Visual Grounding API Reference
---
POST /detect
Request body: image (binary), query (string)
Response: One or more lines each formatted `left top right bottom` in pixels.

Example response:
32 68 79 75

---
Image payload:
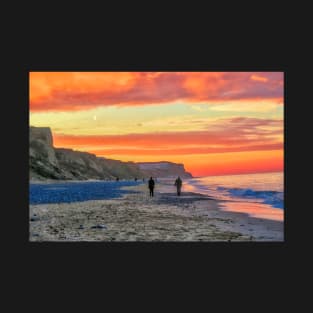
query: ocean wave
217 187 284 209
186 174 284 210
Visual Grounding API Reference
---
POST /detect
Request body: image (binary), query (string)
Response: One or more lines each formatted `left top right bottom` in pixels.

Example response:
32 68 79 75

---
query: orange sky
29 72 284 176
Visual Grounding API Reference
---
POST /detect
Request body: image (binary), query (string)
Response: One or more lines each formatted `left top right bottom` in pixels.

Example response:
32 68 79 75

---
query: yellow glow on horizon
92 149 283 176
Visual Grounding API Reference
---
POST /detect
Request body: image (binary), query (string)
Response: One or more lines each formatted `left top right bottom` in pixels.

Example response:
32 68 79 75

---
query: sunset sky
29 72 284 176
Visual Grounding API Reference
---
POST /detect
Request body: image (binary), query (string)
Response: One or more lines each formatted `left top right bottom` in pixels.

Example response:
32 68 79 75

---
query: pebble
30 216 40 221
91 224 107 229
78 225 84 229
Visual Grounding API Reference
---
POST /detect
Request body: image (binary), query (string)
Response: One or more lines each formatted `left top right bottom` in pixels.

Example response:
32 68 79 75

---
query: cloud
250 74 269 82
86 143 283 156
53 117 283 155
30 72 284 112
208 99 281 112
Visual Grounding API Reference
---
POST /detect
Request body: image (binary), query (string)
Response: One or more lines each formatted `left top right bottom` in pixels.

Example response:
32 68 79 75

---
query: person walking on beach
174 176 182 196
148 177 155 197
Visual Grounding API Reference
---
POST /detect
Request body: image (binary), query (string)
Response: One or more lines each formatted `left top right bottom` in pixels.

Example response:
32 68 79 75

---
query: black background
3 3 306 310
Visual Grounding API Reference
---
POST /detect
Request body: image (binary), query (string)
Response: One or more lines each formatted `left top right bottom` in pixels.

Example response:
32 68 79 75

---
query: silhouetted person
143 178 145 182
174 176 182 196
135 177 137 181
116 177 119 181
148 177 155 197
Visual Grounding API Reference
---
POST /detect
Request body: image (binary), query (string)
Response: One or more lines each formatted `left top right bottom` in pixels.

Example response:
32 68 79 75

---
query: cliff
29 127 61 179
54 148 143 180
137 161 193 178
29 126 193 181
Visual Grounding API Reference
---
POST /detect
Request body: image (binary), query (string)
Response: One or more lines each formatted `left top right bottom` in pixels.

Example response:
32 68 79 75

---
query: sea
29 180 143 205
29 172 284 221
183 172 284 221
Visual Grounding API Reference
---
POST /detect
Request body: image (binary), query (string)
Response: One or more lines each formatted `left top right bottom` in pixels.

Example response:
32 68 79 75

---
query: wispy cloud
250 74 269 82
53 117 283 155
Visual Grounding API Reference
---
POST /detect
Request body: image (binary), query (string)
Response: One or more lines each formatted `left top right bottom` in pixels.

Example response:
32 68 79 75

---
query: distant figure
143 178 145 182
148 177 155 197
116 177 119 181
135 177 137 181
174 176 182 196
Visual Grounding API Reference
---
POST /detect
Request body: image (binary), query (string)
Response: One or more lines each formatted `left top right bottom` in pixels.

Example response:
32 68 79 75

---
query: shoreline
124 184 284 240
29 178 139 184
29 181 284 241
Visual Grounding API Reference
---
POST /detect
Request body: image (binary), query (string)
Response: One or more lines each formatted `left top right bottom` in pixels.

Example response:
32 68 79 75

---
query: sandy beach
29 181 284 242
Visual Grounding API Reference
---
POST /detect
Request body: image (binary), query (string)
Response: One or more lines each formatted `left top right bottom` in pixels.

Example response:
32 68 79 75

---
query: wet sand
29 182 284 242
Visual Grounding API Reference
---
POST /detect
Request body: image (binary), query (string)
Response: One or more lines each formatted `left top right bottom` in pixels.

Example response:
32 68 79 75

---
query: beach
29 180 284 242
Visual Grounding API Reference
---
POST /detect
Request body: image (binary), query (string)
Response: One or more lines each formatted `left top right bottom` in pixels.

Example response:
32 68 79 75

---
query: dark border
4 6 301 301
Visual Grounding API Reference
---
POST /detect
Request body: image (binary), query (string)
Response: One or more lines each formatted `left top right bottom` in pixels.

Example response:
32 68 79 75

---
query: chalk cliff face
54 148 143 180
29 126 143 180
137 161 193 178
29 127 61 180
29 126 193 181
